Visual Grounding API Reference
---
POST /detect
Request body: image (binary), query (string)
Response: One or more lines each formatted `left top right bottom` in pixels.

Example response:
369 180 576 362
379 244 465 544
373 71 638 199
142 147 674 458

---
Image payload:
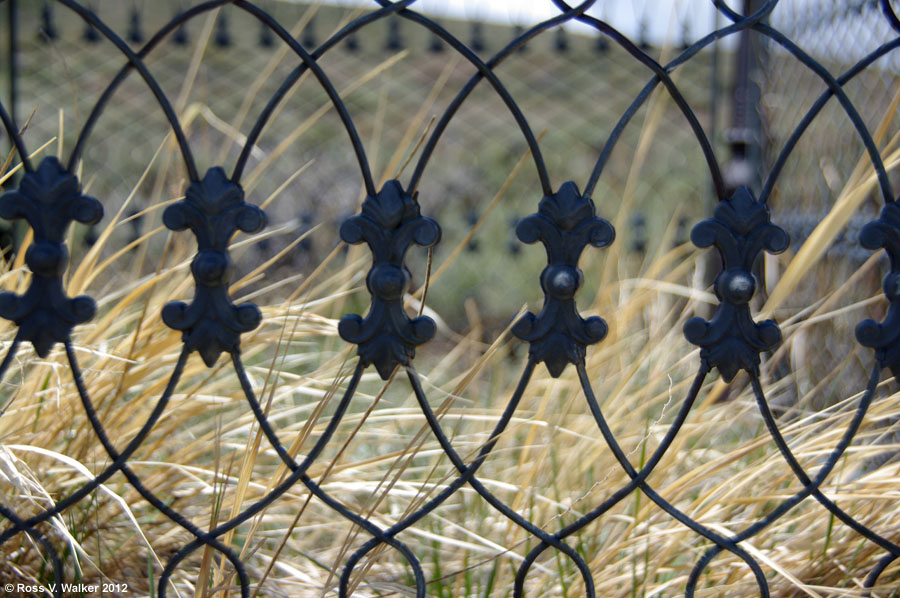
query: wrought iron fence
0 1 900 596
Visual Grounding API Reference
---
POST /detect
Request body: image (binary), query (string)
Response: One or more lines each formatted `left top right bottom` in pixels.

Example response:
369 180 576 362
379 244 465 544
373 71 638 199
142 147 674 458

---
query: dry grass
1 6 900 598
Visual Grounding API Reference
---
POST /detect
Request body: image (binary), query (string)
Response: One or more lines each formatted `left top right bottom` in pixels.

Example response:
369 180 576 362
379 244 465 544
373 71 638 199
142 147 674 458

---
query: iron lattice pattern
0 1 900 597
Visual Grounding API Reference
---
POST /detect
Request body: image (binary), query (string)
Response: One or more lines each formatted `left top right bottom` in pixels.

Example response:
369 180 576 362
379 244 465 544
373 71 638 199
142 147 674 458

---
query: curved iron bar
514 364 710 589
760 35 900 204
54 0 199 181
384 0 598 196
232 356 428 596
232 0 417 183
750 22 894 203
404 362 597 598
584 6 775 197
159 537 251 598
583 0 896 203
0 332 22 383
686 367 890 595
63 344 248 598
338 363 598 598
711 0 779 24
299 470 428 598
67 0 230 173
576 362 771 597
206 359 430 598
68 0 378 193
239 348 578 596
550 1 726 199
0 346 190 545
0 1 896 594
753 368 896 554
884 0 900 34
0 503 64 598
230 355 363 473
226 356 403 535
334 364 508 596
866 552 899 590
234 0 377 196
0 100 31 172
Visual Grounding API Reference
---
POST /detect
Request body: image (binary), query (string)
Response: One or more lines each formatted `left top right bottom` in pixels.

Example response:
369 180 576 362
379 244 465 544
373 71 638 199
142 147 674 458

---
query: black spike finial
128 8 144 44
385 20 403 51
40 3 58 41
214 12 231 48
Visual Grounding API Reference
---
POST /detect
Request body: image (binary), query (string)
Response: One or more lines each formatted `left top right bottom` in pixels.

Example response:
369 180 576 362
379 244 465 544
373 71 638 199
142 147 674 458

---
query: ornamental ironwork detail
0 156 103 357
512 181 614 377
857 201 900 378
1 2 899 597
683 186 789 381
161 166 266 366
338 180 441 379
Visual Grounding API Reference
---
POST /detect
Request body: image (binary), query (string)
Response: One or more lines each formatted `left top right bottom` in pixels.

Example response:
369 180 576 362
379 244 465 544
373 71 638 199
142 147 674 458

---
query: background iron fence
0 0 899 596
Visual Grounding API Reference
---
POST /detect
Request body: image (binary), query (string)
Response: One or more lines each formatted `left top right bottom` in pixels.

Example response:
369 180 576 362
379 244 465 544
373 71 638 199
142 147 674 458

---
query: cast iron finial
512 181 614 377
162 167 266 366
338 180 441 379
683 187 789 381
856 201 900 378
0 157 103 357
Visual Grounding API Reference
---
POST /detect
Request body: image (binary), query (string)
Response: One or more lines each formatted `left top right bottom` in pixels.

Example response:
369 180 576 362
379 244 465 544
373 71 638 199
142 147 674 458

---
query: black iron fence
1 1 900 597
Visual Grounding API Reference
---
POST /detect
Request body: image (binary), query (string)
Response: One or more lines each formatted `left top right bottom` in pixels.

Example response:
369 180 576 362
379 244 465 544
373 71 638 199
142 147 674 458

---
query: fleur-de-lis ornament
856 201 900 378
513 181 614 377
683 187 789 381
162 167 266 366
0 157 103 356
339 180 441 379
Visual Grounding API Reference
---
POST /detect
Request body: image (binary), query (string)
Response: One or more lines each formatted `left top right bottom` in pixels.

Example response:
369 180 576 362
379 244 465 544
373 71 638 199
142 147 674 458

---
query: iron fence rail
0 1 899 596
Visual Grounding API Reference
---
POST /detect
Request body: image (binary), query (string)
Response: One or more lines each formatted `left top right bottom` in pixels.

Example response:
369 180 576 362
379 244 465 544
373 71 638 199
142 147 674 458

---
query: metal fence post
724 0 767 195
6 0 18 143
